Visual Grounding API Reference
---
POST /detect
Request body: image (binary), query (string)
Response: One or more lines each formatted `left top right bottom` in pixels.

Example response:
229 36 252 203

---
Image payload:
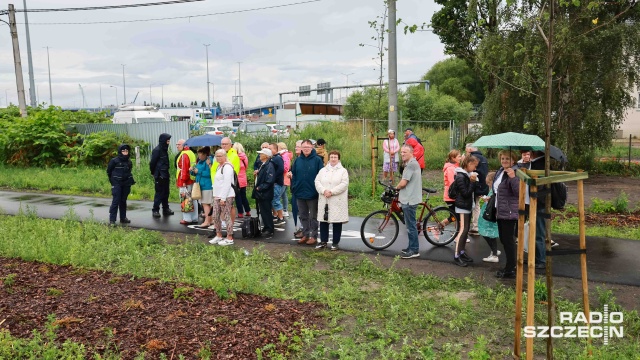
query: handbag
482 194 497 222
191 182 202 200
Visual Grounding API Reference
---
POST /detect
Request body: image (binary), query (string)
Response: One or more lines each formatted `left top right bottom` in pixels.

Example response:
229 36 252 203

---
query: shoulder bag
482 194 497 222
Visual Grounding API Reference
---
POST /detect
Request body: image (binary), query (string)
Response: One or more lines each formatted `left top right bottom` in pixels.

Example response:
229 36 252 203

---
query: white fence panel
68 122 190 154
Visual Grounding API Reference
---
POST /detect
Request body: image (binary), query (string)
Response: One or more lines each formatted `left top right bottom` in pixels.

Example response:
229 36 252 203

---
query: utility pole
387 0 398 131
8 4 28 117
44 46 52 106
204 44 210 108
238 62 243 116
23 0 36 107
160 84 164 108
121 64 126 105
341 72 354 100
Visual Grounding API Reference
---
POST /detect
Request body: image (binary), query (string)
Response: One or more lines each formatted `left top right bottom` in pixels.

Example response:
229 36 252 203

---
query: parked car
267 124 289 138
236 122 270 136
202 125 234 136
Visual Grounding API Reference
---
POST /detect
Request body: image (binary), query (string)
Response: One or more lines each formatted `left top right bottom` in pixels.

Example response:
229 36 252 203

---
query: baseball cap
257 148 273 157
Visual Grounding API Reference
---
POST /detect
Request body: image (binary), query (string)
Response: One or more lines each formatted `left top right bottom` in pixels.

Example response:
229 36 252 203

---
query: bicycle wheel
360 210 399 250
423 206 459 246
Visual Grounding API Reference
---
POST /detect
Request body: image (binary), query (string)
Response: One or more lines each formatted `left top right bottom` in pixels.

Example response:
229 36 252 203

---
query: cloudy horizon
0 0 447 111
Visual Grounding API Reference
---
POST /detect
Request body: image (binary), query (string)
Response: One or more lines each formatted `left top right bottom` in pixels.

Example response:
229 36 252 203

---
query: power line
15 0 203 13
14 0 323 25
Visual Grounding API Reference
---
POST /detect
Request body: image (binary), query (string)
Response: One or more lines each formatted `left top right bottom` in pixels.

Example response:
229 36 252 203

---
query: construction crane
78 84 87 108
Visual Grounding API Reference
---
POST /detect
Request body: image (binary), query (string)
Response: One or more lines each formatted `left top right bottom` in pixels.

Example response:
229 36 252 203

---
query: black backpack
550 182 568 210
221 164 240 194
448 178 458 199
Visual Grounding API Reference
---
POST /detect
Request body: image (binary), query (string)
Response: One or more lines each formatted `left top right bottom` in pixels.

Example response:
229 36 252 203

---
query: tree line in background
426 0 640 169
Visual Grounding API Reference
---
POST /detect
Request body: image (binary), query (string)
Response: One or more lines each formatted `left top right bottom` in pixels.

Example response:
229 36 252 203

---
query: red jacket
405 137 425 169
176 150 195 187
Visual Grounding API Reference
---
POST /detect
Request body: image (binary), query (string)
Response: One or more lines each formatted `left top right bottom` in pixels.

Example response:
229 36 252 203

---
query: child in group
478 171 501 262
451 155 479 267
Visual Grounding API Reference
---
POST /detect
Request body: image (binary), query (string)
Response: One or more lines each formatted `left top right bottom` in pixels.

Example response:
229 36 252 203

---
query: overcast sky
0 0 447 110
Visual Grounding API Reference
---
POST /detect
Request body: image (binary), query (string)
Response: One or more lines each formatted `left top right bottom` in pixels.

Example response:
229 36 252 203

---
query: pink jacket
237 152 249 188
282 150 292 186
443 161 458 202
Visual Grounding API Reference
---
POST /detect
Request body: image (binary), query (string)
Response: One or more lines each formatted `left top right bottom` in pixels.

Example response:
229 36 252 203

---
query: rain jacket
149 133 171 179
107 144 135 186
291 148 324 200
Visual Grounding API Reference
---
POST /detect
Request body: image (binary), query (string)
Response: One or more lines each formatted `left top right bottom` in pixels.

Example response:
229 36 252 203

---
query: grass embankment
0 212 638 358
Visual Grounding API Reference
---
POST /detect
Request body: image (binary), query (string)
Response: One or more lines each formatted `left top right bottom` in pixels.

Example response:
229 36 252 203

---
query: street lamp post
204 44 210 108
160 84 164 108
44 46 52 106
110 85 118 107
121 64 126 105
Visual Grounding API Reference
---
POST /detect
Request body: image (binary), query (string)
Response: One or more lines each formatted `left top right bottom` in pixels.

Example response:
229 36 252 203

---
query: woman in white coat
314 150 349 250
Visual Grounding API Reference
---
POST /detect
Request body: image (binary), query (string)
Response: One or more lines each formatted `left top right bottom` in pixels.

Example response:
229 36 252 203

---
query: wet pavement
1 190 638 287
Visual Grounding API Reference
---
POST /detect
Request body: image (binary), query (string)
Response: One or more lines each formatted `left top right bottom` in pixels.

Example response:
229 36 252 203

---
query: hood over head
118 144 131 160
158 133 171 150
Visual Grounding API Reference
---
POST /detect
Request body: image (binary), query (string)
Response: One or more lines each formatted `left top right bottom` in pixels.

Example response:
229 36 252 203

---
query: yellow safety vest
177 150 197 181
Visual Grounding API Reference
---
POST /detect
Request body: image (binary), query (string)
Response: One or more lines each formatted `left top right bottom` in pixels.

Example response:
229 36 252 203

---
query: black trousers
152 176 170 212
498 219 518 272
235 187 251 214
257 199 274 233
109 184 131 222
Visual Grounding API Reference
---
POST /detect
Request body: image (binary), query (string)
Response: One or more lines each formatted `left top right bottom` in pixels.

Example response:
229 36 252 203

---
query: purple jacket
495 166 520 220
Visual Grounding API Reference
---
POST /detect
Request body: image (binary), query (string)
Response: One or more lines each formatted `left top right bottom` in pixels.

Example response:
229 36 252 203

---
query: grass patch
0 213 638 358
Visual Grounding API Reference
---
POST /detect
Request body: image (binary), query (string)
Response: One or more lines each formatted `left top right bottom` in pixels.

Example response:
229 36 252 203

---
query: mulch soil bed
555 211 640 228
0 257 323 359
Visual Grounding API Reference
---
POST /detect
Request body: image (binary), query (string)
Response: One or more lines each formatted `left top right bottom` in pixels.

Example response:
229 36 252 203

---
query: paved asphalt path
1 190 638 287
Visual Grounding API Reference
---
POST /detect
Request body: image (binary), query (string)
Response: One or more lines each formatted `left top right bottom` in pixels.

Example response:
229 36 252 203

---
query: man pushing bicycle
394 144 423 259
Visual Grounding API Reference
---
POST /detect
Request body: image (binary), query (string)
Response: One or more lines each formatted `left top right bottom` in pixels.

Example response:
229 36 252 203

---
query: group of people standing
107 128 550 275
107 133 350 251
443 144 552 278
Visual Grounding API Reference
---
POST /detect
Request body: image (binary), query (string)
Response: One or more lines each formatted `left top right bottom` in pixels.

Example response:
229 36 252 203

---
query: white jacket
314 162 349 223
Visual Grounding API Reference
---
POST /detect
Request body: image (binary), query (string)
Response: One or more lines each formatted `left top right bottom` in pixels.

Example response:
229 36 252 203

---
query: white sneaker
283 211 289 217
483 254 499 263
218 239 234 246
551 240 559 248
466 238 471 243
208 236 223 244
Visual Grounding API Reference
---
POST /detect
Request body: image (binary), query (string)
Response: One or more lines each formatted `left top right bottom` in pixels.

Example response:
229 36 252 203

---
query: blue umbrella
183 134 223 147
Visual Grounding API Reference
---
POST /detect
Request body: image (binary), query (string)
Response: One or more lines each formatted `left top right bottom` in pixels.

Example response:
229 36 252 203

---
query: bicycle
360 181 460 250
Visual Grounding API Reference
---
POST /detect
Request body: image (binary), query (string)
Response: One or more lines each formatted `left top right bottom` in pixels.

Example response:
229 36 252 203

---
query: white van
112 105 168 124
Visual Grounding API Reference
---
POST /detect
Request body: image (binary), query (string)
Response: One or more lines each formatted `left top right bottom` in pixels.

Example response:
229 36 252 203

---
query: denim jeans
402 204 419 252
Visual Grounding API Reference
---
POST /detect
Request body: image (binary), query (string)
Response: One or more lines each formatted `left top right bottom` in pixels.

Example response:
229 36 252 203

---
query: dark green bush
70 131 149 166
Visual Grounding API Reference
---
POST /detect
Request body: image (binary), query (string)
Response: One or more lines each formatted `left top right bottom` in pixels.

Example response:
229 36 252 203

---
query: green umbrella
472 132 545 151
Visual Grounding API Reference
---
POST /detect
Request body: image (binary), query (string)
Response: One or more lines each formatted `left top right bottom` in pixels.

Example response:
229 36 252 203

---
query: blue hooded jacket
291 148 324 200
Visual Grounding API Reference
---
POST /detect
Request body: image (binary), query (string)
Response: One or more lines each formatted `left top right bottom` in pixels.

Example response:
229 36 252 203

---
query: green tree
404 86 473 124
201 101 206 107
424 57 484 104
343 87 394 121
432 1 640 168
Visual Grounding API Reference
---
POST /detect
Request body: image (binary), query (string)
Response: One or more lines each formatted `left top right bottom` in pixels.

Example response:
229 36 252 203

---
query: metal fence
68 122 190 154
348 118 459 158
